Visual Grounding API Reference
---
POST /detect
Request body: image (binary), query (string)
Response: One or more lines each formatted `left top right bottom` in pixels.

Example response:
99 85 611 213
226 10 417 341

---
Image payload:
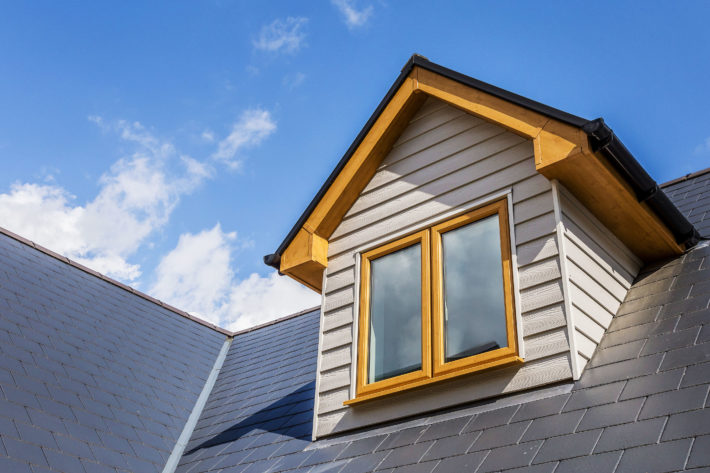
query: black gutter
583 119 700 247
265 55 699 269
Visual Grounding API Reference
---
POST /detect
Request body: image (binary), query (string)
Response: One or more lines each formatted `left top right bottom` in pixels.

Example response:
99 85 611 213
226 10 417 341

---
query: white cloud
331 0 373 29
0 120 212 281
283 72 307 90
201 129 215 142
693 137 710 155
213 109 277 169
151 224 320 330
253 17 308 54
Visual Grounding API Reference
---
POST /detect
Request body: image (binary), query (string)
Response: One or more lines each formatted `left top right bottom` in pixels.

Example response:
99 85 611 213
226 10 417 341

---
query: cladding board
558 186 641 373
316 97 573 437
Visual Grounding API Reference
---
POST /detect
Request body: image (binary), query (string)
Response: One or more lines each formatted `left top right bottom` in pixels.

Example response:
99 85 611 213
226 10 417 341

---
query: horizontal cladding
558 186 641 373
316 97 572 437
0 232 226 473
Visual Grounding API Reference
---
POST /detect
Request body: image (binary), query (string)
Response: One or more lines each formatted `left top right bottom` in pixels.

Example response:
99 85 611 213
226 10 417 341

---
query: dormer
264 55 700 438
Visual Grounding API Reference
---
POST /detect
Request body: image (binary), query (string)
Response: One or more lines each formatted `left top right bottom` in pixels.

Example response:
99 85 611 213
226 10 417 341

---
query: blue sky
1 1 709 329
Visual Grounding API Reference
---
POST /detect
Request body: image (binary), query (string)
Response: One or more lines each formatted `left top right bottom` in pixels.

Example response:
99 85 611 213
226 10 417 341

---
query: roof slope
179 242 710 469
0 231 227 473
663 167 710 237
177 309 321 473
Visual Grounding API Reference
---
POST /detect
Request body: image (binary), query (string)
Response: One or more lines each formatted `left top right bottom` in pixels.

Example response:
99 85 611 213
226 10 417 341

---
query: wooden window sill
344 355 524 406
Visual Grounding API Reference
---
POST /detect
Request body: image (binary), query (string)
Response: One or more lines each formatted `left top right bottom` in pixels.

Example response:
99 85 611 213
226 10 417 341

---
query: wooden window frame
355 230 432 398
346 198 521 405
431 199 519 378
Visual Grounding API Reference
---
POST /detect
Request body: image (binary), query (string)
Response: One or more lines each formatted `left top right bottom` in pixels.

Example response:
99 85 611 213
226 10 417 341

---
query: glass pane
441 214 507 362
368 243 422 383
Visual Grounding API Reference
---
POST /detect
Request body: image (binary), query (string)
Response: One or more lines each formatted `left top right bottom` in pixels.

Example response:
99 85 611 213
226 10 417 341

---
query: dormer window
349 198 521 403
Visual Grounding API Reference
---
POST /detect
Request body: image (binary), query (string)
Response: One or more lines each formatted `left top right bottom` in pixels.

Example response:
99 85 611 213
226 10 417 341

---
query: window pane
368 243 422 383
441 214 507 362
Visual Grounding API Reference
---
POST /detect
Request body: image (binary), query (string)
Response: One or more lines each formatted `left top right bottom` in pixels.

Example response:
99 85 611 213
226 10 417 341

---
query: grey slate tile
15 422 57 450
416 416 472 442
3 436 48 467
564 382 624 411
608 307 660 332
338 451 389 473
554 451 621 473
391 460 438 473
0 416 18 438
576 398 644 431
420 430 480 461
300 444 348 468
689 435 710 469
531 429 602 464
520 410 584 442
661 341 710 370
574 354 664 388
662 408 710 440
588 339 645 368
618 368 683 400
468 421 528 452
501 462 558 473
616 438 692 473
638 384 708 419
681 361 710 387
430 450 487 472
510 394 570 422
270 450 314 471
376 427 428 452
42 448 87 473
376 441 434 470
593 417 666 453
337 435 387 459
54 433 95 460
641 326 700 355
0 456 34 473
676 307 710 331
477 440 542 472
463 405 519 432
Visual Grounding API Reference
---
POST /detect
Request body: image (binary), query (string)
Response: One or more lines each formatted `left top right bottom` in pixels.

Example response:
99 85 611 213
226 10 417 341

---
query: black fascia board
264 55 698 269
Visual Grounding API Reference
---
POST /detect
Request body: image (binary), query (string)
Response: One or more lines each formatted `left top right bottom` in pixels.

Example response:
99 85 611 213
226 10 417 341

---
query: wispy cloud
283 72 307 90
201 129 215 143
0 110 301 329
253 17 308 54
212 109 277 169
0 120 211 281
150 224 319 329
331 0 373 29
693 137 710 155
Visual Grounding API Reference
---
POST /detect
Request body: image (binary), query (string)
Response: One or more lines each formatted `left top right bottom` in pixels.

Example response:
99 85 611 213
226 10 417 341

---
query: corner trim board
551 180 580 380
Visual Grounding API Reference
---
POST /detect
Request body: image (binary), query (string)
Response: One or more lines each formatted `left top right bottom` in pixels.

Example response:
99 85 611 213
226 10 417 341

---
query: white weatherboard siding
315 97 574 437
557 184 642 373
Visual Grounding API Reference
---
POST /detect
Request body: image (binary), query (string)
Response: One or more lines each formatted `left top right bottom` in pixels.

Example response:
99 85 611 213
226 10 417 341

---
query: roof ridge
0 225 232 336
660 166 710 188
232 305 320 335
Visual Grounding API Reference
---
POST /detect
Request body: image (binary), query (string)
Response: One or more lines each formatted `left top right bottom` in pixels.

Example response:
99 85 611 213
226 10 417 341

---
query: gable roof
265 55 700 291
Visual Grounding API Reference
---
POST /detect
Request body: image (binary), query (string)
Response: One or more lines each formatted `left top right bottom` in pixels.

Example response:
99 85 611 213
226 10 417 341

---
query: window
348 199 521 403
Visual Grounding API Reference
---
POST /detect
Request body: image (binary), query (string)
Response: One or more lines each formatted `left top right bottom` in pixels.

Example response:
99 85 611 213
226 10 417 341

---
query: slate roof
0 230 228 472
173 238 710 473
663 167 710 237
0 169 709 473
